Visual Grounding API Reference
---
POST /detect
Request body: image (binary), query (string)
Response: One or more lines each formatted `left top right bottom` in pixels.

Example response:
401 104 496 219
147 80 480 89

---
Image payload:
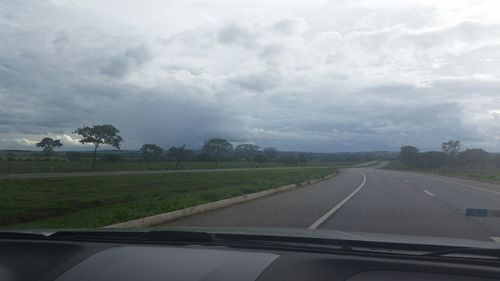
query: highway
161 167 500 242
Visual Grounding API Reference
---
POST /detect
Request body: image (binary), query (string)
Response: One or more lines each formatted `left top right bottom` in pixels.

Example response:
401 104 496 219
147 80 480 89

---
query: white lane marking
404 179 411 183
420 175 500 196
308 171 367 230
424 190 435 197
490 237 500 242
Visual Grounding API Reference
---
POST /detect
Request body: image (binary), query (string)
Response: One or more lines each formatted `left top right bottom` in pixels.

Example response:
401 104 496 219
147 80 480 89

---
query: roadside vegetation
0 123 385 229
0 167 337 228
0 160 353 174
385 140 500 182
0 123 389 173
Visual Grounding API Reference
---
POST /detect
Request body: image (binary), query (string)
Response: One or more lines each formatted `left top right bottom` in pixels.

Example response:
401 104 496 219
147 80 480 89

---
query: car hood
170 227 500 249
5 227 500 249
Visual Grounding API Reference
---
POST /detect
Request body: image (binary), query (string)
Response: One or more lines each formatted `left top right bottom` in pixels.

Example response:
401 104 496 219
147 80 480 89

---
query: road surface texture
161 167 500 242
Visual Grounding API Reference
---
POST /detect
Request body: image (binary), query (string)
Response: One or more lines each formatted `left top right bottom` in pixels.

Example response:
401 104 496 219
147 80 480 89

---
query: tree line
33 123 308 168
32 123 393 168
399 140 498 169
137 139 289 167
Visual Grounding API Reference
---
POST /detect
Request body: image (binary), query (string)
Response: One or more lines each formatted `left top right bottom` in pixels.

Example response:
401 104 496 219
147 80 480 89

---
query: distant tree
197 153 210 162
282 156 298 166
491 154 500 168
400 145 419 166
263 147 278 161
168 144 189 168
202 138 233 165
140 144 163 162
235 144 260 162
442 140 461 165
298 153 307 165
99 153 123 162
441 140 461 155
65 151 82 162
416 151 447 168
73 124 123 168
458 149 489 168
35 137 63 156
254 153 268 164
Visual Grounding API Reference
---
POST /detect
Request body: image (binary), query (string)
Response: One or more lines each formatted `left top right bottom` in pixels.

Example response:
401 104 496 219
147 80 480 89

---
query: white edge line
419 174 500 196
423 190 435 197
490 236 500 242
308 171 367 230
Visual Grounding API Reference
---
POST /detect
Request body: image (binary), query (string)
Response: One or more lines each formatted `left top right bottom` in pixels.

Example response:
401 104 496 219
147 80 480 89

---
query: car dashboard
1 239 500 281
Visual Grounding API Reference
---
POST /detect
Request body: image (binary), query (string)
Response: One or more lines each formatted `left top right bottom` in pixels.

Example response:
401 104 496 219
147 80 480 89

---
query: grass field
384 160 500 182
0 167 337 229
0 160 355 174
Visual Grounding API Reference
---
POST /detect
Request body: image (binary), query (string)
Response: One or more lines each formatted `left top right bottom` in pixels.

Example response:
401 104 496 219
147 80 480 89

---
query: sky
2 0 500 152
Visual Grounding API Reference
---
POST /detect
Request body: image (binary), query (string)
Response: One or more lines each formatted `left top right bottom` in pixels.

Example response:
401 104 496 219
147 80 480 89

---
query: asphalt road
161 167 500 242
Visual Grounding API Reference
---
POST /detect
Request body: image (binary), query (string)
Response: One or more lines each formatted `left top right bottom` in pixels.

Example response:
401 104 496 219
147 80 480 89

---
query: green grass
384 160 500 182
442 169 500 182
0 160 355 174
0 167 336 229
383 160 414 170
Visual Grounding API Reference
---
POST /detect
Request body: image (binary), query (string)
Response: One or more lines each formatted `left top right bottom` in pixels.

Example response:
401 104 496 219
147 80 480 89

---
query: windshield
2 0 500 245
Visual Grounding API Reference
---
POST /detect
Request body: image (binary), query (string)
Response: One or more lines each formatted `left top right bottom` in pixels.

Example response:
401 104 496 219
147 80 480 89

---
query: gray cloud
101 45 153 78
2 0 500 152
216 23 256 47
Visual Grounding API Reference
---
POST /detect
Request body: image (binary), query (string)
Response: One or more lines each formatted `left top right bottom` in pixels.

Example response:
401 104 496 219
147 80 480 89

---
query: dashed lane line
423 190 435 197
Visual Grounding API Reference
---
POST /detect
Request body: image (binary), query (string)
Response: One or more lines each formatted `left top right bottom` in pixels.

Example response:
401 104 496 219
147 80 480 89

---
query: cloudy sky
2 0 500 152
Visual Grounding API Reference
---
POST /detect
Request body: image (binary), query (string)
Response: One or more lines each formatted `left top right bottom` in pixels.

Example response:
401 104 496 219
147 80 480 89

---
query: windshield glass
2 0 500 245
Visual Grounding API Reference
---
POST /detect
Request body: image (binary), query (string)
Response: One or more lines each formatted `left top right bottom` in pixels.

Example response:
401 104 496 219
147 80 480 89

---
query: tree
441 140 461 155
400 145 419 166
65 151 82 162
99 153 123 162
235 143 260 162
298 153 307 165
254 153 268 164
492 155 500 168
263 147 278 161
73 124 123 168
35 137 63 156
416 151 447 168
140 144 163 162
168 145 190 168
458 149 489 168
281 156 298 166
442 140 461 165
202 138 233 165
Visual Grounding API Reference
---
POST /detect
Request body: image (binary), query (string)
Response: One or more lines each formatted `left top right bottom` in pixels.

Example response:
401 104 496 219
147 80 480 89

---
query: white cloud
2 0 500 152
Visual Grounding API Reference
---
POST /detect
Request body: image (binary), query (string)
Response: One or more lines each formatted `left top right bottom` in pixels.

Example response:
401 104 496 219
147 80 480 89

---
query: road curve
159 167 500 242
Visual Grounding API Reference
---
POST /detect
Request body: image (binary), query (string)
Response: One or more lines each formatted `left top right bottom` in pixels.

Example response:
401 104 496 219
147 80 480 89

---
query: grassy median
0 167 336 229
